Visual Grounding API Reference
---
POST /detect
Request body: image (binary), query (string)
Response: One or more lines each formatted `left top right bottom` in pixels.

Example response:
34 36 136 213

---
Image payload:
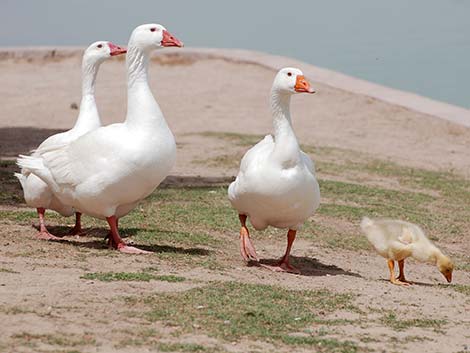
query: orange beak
294 75 315 94
161 30 184 48
445 272 452 283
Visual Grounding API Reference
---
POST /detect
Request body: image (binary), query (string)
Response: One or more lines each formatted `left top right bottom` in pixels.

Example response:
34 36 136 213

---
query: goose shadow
257 256 361 277
42 225 212 256
0 127 66 158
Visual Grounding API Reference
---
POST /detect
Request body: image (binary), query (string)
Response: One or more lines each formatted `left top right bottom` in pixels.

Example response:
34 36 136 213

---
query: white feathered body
16 46 105 217
22 120 175 220
360 217 439 263
229 135 320 230
15 109 100 217
17 38 178 221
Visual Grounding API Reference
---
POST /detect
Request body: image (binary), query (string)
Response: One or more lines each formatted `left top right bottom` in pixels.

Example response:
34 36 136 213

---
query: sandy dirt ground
0 50 469 353
1 50 470 177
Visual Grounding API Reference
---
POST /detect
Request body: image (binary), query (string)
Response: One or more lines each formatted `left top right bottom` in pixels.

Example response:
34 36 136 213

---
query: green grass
2 176 466 254
81 272 157 282
12 332 95 348
280 336 358 352
157 343 215 352
154 275 186 283
2 134 469 256
456 262 470 272
129 281 358 351
0 267 18 274
451 284 470 297
191 131 470 250
381 312 447 331
80 271 186 283
115 328 221 352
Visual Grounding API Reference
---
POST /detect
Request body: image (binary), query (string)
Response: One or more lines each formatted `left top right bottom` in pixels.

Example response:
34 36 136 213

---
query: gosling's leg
388 259 411 286
397 259 413 285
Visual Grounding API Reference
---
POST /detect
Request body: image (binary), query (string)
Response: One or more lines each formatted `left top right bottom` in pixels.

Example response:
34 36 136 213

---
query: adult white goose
18 24 183 254
15 41 126 240
228 68 320 273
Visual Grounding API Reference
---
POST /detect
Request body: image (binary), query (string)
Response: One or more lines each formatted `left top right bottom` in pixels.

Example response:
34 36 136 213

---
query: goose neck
126 46 151 89
125 45 167 129
81 56 101 97
270 89 300 165
271 89 292 136
73 58 102 132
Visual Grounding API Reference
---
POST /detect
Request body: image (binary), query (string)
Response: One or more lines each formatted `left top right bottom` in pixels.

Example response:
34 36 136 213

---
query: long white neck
124 45 166 129
270 89 300 166
72 56 102 133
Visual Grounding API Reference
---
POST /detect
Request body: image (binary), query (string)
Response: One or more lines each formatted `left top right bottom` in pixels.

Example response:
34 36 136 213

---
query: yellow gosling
360 217 453 286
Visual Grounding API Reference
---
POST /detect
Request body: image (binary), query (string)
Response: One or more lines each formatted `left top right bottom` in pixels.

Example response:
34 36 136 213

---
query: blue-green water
1 0 469 108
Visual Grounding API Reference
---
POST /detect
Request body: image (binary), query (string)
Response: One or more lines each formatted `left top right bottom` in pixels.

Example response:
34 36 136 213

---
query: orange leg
68 212 84 237
106 216 149 254
388 259 410 286
262 229 300 274
35 208 61 240
238 214 259 262
397 259 413 284
106 218 119 248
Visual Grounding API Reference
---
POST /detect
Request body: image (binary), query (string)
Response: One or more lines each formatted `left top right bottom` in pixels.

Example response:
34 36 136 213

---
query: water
1 0 469 108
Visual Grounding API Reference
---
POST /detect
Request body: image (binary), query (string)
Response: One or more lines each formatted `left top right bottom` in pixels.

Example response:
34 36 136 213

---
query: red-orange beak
161 30 184 48
294 75 315 94
444 272 452 283
108 42 127 56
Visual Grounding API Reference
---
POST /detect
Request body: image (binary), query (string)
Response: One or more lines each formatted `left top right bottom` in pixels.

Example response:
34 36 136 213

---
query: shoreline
2 46 470 128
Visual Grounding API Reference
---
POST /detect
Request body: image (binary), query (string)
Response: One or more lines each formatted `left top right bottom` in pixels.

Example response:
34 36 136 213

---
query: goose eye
150 28 156 32
287 72 292 77
97 44 103 48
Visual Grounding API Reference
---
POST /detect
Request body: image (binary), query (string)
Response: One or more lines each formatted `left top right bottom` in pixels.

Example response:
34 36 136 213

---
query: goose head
84 41 127 63
128 24 183 51
273 68 315 95
437 255 454 283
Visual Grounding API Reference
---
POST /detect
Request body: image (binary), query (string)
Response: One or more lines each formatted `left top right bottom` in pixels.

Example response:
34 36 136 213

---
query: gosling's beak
108 43 127 56
294 75 315 94
161 30 184 48
444 272 452 283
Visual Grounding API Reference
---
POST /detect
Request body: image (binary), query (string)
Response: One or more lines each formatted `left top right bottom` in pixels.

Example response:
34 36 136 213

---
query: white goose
228 68 320 273
18 24 183 254
15 41 126 240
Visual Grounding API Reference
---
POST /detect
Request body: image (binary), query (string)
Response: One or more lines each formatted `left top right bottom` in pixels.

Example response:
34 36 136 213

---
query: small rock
70 102 78 110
